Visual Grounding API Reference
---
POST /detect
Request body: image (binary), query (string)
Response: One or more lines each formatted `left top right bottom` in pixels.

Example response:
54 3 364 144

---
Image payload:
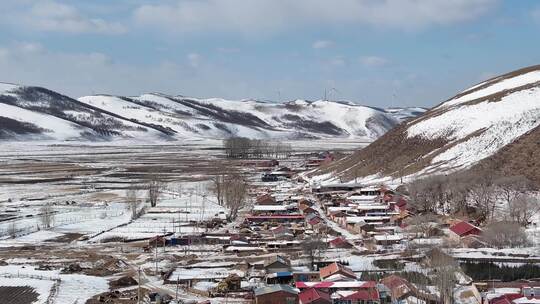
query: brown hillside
471 125 540 185
318 123 449 180
317 64 540 183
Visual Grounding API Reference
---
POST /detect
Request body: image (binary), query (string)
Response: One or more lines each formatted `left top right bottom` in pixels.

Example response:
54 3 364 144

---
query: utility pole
176 275 179 302
155 235 158 275
137 266 141 304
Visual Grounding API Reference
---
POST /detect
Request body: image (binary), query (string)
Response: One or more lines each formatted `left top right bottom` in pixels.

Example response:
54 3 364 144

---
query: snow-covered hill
0 84 406 142
384 107 427 122
319 65 540 183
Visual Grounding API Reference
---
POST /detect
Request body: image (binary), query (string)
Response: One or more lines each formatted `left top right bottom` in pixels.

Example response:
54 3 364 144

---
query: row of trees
223 137 292 159
209 171 250 220
125 175 164 220
407 172 539 225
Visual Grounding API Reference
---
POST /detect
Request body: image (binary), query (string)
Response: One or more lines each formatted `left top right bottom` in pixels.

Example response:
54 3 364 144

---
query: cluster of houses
315 184 409 250
254 259 385 304
139 152 540 304
482 283 540 304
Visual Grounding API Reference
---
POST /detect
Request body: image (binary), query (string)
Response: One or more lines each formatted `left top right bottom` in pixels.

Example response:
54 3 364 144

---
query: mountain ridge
0 83 423 142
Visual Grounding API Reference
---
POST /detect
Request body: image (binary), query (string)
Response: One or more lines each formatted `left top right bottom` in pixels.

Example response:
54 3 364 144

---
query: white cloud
187 53 202 68
133 0 496 34
359 56 389 67
217 47 240 53
4 1 126 34
329 56 346 67
531 7 540 22
0 43 264 99
312 40 333 49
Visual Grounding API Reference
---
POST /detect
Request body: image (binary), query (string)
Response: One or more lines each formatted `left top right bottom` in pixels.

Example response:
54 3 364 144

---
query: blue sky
0 0 539 107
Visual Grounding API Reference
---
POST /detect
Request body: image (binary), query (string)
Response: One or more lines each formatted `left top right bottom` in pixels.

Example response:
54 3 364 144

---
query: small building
302 207 318 215
293 272 321 283
296 281 377 293
257 194 278 205
299 288 332 304
332 289 381 304
262 174 279 182
246 214 305 223
252 204 293 214
373 234 404 246
328 237 353 249
319 262 357 281
270 225 293 238
266 271 293 285
298 199 313 210
380 275 411 301
264 255 291 273
449 221 482 238
306 213 323 226
254 284 299 304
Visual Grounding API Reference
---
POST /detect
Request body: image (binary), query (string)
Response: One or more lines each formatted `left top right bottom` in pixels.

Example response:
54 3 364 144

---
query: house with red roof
449 221 482 239
489 293 525 304
299 288 332 304
328 237 353 249
380 275 411 300
486 284 540 304
332 289 380 304
319 262 357 281
257 194 277 205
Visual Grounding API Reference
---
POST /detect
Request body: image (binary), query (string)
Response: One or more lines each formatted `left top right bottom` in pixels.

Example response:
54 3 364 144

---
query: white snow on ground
0 82 18 94
90 190 225 242
445 70 540 107
170 267 245 280
0 265 108 303
15 230 64 242
55 274 109 303
0 102 87 140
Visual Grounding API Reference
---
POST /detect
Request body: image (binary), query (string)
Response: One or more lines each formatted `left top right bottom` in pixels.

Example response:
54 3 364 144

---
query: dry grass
472 125 540 186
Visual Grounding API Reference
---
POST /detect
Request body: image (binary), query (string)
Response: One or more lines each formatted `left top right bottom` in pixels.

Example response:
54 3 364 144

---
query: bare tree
223 137 292 159
468 173 496 222
445 176 471 215
8 222 17 238
126 187 141 220
303 235 326 271
507 194 540 226
407 177 440 213
406 213 440 238
495 175 534 206
40 204 55 229
428 248 458 304
209 167 227 206
147 175 163 208
223 173 249 220
482 221 530 248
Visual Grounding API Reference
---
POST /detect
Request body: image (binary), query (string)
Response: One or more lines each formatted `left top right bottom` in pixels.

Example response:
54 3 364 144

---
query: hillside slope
0 86 169 141
319 65 540 183
472 125 540 184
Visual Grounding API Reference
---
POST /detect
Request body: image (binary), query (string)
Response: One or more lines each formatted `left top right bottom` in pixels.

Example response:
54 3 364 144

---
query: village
86 146 540 304
0 142 538 304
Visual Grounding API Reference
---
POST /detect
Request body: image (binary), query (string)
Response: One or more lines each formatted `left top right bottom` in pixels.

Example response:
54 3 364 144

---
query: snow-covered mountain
0 84 406 142
319 65 540 183
384 107 427 122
